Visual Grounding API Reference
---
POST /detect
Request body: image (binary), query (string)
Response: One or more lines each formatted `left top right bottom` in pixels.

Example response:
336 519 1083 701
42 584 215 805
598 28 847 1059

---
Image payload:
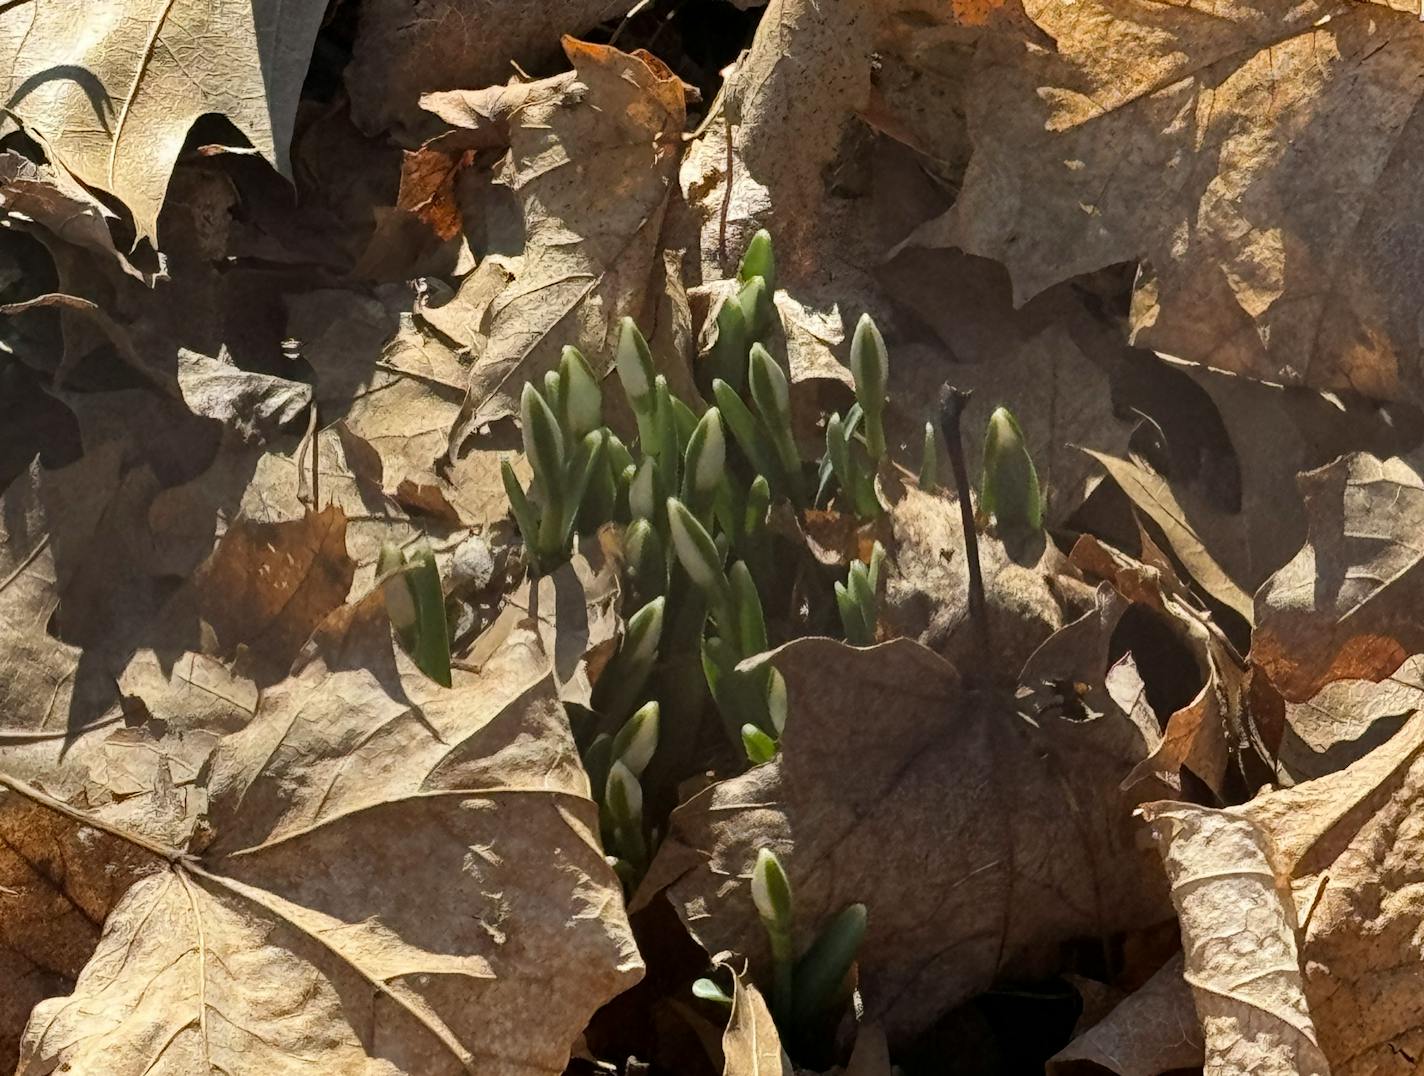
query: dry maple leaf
721 968 794 1076
8 593 642 1075
1142 709 1424 1073
651 602 1172 1042
428 37 687 436
0 0 327 242
680 0 874 283
1047 952 1203 1076
345 0 638 140
916 0 1424 403
1253 450 1424 703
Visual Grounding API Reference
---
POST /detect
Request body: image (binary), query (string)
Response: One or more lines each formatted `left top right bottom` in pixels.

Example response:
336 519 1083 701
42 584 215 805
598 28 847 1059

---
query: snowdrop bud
629 457 657 520
377 543 415 631
850 313 889 414
684 407 727 500
621 596 666 673
615 317 655 405
612 701 660 777
749 343 789 423
738 229 776 295
981 405 1043 535
605 759 643 826
751 847 792 928
667 497 725 594
742 723 777 765
559 345 602 437
520 381 565 490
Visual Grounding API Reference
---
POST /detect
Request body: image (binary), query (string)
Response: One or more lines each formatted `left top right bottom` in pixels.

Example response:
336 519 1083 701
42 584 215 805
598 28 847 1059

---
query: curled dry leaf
1072 534 1249 797
10 592 642 1075
1253 450 1424 703
1274 654 1424 784
346 0 637 139
174 347 312 443
0 151 156 283
921 0 1424 404
1143 710 1424 1074
0 0 326 241
1047 953 1203 1076
680 0 874 282
436 38 687 435
721 967 793 1076
655 612 1171 1042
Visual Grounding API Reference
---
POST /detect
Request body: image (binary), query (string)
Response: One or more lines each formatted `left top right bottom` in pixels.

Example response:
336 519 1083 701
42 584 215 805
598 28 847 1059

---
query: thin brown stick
938 384 990 665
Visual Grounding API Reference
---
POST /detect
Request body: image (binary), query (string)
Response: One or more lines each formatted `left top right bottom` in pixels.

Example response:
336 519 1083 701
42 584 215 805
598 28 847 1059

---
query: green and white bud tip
605 759 643 824
612 701 660 777
520 380 565 483
629 457 657 520
850 313 888 412
739 229 776 293
667 497 725 593
749 343 789 420
615 317 655 403
981 405 1043 533
751 847 793 927
621 596 666 672
686 407 726 497
560 345 602 437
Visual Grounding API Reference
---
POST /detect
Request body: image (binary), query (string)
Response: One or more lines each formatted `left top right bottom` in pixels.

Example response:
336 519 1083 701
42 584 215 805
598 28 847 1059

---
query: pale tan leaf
1141 803 1330 1076
439 39 686 432
1048 954 1203 1076
680 0 874 283
658 620 1171 1040
346 0 637 139
1275 654 1424 783
174 347 312 443
919 0 1424 402
1253 451 1424 702
0 0 327 240
13 596 642 1075
1084 449 1254 622
723 970 793 1076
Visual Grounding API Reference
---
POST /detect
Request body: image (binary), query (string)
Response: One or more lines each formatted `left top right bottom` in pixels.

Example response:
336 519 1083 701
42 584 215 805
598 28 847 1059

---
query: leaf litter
5 0 1424 1073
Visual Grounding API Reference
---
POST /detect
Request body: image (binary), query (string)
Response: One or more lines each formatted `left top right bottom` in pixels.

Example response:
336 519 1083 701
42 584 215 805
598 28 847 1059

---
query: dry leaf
0 0 326 240
11 595 642 1075
1047 954 1203 1076
919 0 1424 402
1275 654 1424 783
0 151 156 283
680 0 874 283
656 616 1171 1041
1253 450 1424 702
346 0 637 139
439 38 686 433
722 969 793 1076
174 347 312 443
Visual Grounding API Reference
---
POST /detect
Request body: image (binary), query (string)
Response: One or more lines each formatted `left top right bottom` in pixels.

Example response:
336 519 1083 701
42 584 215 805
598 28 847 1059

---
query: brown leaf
1275 654 1424 783
722 969 793 1076
1141 802 1332 1075
1253 451 1424 702
346 0 638 139
0 151 155 283
13 596 642 1075
174 347 312 443
656 618 1171 1041
161 505 355 685
439 39 687 433
680 0 874 283
916 0 1424 402
0 0 326 240
1047 954 1203 1076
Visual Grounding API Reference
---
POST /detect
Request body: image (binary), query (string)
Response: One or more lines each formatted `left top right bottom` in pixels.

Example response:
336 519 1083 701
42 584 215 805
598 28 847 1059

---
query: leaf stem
938 384 990 665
